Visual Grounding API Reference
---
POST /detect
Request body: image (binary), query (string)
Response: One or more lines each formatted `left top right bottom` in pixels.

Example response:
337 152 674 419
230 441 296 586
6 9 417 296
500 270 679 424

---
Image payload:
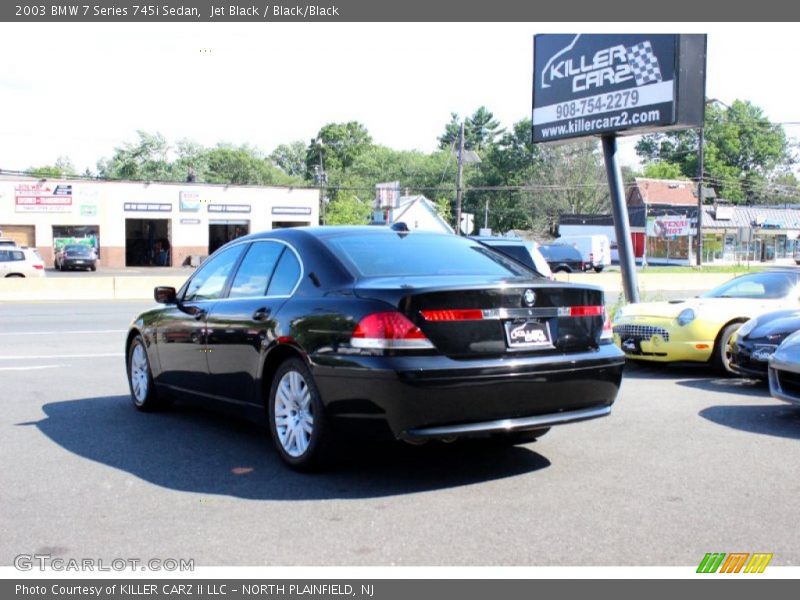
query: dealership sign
15 183 73 213
532 34 706 142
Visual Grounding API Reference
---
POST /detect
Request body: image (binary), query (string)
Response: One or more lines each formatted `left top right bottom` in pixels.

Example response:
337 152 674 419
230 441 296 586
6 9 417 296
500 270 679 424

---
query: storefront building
559 178 800 265
0 176 319 268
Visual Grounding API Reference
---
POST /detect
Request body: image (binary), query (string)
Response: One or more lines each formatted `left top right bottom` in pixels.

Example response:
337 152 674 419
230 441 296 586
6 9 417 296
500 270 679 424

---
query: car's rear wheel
490 428 550 445
554 266 571 273
127 335 169 411
594 266 604 273
5 273 23 278
268 358 333 471
712 321 742 376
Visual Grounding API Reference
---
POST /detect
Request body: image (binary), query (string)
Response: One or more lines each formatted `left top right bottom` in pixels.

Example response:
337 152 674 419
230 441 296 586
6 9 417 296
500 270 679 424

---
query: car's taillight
33 264 44 270
351 312 434 350
563 305 604 317
600 308 613 343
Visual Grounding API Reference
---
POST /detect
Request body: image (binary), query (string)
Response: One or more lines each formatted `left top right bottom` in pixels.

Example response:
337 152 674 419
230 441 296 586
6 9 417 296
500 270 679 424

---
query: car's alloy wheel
127 335 168 411
268 358 331 470
713 322 742 376
274 370 314 457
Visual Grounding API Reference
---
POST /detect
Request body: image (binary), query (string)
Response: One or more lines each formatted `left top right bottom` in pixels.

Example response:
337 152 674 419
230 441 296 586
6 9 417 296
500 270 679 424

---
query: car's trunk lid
355 276 605 357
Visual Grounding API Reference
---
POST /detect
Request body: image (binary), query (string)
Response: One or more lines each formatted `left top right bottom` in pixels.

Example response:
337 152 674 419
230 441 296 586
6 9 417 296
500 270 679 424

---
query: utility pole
696 127 705 266
455 121 465 235
484 198 489 230
315 141 326 226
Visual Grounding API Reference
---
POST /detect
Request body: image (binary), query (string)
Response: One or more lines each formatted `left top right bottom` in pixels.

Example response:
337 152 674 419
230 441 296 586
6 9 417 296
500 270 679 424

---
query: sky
1 22 798 174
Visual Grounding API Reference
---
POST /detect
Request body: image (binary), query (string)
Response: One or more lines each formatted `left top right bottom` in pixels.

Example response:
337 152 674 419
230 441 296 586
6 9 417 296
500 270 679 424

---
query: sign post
532 34 706 302
602 135 639 302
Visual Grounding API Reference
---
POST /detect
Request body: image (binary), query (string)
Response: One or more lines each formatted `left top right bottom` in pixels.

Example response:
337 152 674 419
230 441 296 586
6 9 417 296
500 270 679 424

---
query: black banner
2 0 800 21
5 579 799 600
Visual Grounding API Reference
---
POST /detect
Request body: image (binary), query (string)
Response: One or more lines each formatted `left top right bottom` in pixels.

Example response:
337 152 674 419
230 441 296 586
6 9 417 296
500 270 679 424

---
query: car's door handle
193 308 207 321
252 307 271 321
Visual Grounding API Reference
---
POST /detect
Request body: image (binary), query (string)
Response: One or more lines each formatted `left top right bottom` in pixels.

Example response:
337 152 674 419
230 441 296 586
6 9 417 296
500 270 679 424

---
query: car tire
5 273 24 278
594 266 604 273
127 335 169 411
90 265 97 272
712 322 743 376
268 357 334 471
490 428 550 445
555 266 571 273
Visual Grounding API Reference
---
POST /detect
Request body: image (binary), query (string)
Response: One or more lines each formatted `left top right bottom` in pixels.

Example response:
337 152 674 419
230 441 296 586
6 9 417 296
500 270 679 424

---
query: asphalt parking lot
2 300 799 566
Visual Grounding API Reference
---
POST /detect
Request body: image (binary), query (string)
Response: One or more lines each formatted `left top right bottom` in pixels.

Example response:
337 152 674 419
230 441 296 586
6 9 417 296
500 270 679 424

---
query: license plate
74 260 84 264
504 319 552 349
752 344 778 362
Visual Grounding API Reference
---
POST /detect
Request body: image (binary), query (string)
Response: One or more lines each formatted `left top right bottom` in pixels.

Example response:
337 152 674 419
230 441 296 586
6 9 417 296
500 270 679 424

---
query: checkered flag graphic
626 41 662 86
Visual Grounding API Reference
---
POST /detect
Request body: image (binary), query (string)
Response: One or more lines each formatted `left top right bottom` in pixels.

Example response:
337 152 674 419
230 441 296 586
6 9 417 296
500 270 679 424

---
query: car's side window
267 248 302 296
228 241 284 299
0 250 9 262
183 245 246 302
11 251 24 262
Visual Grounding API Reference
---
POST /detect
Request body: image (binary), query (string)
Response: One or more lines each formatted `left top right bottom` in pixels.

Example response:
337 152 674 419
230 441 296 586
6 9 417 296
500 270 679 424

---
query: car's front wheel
127 335 169 411
712 321 742 376
268 358 333 471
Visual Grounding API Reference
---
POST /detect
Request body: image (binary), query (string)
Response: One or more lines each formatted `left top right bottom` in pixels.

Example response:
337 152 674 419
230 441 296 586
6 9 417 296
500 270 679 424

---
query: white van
556 234 611 272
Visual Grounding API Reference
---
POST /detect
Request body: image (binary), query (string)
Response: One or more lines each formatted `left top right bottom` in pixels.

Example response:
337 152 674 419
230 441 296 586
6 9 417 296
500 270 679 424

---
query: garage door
0 225 35 247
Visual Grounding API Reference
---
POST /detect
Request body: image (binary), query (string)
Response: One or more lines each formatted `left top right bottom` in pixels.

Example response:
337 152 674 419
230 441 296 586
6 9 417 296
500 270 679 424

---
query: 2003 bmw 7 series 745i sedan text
126 227 625 470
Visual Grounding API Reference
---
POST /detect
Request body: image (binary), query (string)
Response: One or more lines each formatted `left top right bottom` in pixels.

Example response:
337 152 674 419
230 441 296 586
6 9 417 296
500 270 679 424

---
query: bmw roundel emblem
523 289 536 307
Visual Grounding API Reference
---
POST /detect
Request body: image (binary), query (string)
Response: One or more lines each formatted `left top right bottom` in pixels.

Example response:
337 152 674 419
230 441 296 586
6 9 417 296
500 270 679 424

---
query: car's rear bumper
62 259 95 268
311 344 625 439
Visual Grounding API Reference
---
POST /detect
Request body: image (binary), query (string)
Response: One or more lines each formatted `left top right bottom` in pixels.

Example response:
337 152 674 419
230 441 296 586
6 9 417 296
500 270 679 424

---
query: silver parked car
768 330 800 406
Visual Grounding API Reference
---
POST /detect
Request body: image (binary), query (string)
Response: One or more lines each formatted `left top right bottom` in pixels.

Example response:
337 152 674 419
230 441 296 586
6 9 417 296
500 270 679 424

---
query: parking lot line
0 365 66 371
0 329 127 336
0 353 124 360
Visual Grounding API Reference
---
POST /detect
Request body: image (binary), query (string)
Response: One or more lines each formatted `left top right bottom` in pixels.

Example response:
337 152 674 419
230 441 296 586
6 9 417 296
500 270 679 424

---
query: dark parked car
471 236 553 279
730 308 800 378
538 244 588 273
126 227 625 470
55 244 97 271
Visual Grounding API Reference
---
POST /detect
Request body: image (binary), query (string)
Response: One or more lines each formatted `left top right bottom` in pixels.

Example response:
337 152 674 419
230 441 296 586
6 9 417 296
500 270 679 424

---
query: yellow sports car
612 269 800 373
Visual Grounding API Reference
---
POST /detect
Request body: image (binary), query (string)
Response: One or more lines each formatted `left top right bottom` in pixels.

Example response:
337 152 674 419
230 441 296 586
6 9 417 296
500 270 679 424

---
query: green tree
438 106 504 151
324 192 372 225
271 141 308 178
27 156 76 178
636 100 792 202
204 144 300 186
642 162 687 180
307 122 372 175
97 131 172 181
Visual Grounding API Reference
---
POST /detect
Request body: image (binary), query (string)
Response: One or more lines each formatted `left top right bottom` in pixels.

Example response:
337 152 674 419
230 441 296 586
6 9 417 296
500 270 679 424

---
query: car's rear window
322 232 532 278
65 245 93 254
539 245 581 260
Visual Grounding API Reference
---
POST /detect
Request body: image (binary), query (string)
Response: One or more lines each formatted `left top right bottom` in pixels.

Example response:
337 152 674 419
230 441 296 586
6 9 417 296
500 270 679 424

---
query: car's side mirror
154 286 177 304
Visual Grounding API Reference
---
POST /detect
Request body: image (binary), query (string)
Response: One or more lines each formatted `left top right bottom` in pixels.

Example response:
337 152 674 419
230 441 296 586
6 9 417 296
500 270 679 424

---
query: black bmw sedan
126 227 625 470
